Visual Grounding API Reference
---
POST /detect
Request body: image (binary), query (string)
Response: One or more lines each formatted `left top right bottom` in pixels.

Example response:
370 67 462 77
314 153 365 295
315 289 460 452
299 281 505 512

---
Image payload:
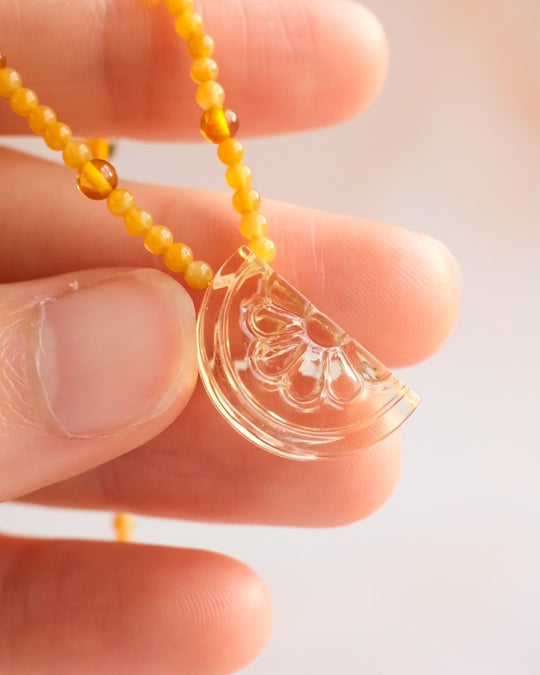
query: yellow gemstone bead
175 11 203 39
249 236 276 263
107 188 136 217
185 260 213 289
85 138 111 161
190 57 219 83
217 138 244 165
62 140 93 169
124 207 153 236
163 242 193 273
232 187 261 215
114 512 133 543
200 107 239 144
195 81 225 110
166 0 193 14
28 105 57 134
226 163 253 190
0 49 6 70
187 33 215 58
44 122 72 151
240 212 268 239
76 159 118 200
144 225 174 254
0 68 22 97
9 88 38 116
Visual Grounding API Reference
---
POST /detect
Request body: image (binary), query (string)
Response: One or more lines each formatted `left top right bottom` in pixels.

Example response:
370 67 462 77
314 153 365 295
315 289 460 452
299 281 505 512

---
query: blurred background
1 0 539 672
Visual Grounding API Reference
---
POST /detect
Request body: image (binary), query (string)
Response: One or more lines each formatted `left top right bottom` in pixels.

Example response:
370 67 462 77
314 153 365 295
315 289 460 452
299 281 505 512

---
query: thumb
0 268 197 502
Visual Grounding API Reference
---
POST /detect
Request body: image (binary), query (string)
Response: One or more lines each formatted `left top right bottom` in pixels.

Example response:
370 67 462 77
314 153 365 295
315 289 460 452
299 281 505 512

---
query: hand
0 1 460 673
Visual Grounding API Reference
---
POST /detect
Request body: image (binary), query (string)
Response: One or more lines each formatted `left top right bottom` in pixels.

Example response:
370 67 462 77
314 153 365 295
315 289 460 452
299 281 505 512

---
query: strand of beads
0 48 213 289
165 0 277 264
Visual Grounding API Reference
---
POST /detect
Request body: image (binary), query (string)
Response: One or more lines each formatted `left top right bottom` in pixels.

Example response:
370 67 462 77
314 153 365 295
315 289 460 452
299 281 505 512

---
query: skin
0 1 460 673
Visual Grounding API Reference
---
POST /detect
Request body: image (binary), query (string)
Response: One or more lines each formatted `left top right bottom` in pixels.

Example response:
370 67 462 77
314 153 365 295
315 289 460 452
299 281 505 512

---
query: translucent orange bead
175 11 203 39
249 236 276 263
124 207 153 236
44 122 72 151
196 81 225 110
240 212 268 239
232 187 261 215
166 0 193 14
9 88 38 116
0 49 6 70
217 138 244 165
226 163 253 190
28 105 56 134
0 68 22 97
107 188 136 217
200 107 239 144
62 140 93 169
187 33 215 58
144 225 174 254
190 57 219 83
76 159 118 200
114 512 133 543
185 260 213 289
163 242 194 273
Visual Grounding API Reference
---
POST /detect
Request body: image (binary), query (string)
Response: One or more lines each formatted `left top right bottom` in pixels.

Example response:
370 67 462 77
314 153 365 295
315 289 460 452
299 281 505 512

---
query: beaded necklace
0 0 419 471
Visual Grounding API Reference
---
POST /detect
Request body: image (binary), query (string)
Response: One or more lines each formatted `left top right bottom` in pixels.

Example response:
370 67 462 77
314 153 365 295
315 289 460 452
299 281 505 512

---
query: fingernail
37 270 196 436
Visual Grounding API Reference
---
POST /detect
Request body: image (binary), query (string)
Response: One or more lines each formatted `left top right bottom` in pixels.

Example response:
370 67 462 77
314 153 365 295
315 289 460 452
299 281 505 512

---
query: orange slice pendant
198 247 420 460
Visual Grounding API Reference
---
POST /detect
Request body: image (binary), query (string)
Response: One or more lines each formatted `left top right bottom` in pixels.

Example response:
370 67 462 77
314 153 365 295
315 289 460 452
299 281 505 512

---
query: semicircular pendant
197 247 420 460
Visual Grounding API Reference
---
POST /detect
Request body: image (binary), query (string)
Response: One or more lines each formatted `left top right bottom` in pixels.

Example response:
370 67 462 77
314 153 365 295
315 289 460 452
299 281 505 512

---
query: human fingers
0 536 270 675
0 267 198 502
0 0 388 139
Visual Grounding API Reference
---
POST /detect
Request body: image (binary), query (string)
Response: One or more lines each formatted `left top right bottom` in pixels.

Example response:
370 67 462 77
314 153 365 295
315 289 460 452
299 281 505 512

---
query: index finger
0 0 387 139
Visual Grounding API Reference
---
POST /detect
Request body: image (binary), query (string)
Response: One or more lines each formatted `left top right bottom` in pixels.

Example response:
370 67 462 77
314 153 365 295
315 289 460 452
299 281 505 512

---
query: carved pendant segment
197 247 420 460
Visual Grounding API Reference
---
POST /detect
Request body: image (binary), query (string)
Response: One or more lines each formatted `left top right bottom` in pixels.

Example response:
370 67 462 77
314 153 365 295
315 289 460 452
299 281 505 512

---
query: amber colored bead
0 68 22 97
200 107 239 144
28 105 56 134
107 188 136 217
124 207 153 236
0 49 6 70
175 11 203 39
62 140 93 169
195 81 225 110
44 122 72 151
9 88 38 116
166 0 193 14
187 33 215 58
76 159 118 200
85 138 111 160
217 138 244 165
240 212 268 239
163 242 193 273
144 225 174 254
114 512 133 543
226 163 253 190
190 57 218 83
249 236 276 263
232 187 261 215
185 260 213 289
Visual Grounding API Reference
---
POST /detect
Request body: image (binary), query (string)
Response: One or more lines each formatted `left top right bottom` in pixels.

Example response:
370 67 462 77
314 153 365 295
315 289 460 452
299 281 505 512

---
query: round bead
175 11 203 38
187 33 215 58
196 81 225 110
0 68 22 97
217 138 244 165
166 0 193 14
144 225 174 254
9 88 38 116
240 212 268 239
85 138 111 161
232 187 261 215
124 207 153 236
44 122 72 151
0 49 6 70
76 159 118 200
28 105 56 134
190 57 219 83
163 242 194 273
226 163 253 190
185 260 213 289
107 189 136 217
249 236 276 263
200 107 239 144
62 140 93 169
